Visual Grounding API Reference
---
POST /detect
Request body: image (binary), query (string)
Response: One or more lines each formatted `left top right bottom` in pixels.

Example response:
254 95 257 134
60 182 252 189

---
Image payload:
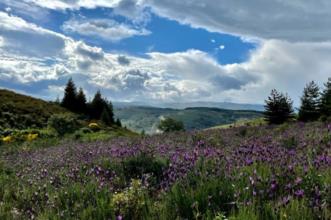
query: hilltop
0 89 68 129
114 106 263 133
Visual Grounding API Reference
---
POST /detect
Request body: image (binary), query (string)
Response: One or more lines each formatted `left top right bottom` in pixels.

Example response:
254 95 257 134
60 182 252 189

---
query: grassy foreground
0 122 330 219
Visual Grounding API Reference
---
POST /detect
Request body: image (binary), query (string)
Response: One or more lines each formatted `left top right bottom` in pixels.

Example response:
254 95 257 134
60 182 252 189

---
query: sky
0 0 331 106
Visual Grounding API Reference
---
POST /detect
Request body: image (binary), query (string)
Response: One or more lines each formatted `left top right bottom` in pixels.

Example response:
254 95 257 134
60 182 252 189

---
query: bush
122 154 169 186
111 179 149 220
158 117 185 133
88 123 101 132
48 114 79 136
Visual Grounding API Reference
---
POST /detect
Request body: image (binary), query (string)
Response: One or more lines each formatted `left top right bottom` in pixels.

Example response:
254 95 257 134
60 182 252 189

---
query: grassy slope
207 117 267 130
114 106 263 133
0 89 68 129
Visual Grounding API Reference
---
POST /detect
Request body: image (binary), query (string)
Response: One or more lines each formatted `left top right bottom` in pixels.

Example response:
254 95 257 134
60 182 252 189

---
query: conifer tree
115 118 122 127
101 107 111 125
298 81 320 122
320 78 331 117
89 91 114 124
264 89 294 124
76 88 87 114
89 90 105 119
61 78 77 112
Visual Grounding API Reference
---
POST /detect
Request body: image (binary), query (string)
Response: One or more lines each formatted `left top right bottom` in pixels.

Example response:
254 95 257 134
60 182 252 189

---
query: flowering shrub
1 122 331 219
88 123 101 132
26 133 38 142
111 179 148 219
2 135 13 143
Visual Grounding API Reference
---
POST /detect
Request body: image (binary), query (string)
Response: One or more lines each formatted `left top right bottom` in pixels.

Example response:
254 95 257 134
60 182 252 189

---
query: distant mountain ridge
114 106 263 134
113 101 264 111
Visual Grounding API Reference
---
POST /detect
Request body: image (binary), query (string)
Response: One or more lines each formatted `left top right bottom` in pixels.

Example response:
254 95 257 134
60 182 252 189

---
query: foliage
298 81 320 122
89 90 114 124
320 77 331 117
1 119 331 219
0 89 66 129
111 179 149 220
88 122 101 132
48 114 80 136
158 117 185 132
76 87 87 114
61 78 79 113
264 89 294 124
116 118 122 127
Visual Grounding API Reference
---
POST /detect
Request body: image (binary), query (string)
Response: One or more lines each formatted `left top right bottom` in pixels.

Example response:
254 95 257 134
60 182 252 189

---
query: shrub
111 179 149 220
26 133 38 142
88 123 101 132
48 114 79 136
122 154 168 186
2 136 13 143
81 127 93 134
158 117 185 133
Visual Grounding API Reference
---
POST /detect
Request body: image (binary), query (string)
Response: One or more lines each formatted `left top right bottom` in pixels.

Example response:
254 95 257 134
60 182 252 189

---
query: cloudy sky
0 0 331 105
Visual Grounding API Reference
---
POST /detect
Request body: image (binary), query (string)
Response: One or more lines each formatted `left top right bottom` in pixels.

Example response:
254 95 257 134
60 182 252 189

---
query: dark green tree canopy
320 77 331 117
76 88 87 114
89 90 114 124
264 89 294 124
61 78 78 112
298 81 320 122
158 117 185 132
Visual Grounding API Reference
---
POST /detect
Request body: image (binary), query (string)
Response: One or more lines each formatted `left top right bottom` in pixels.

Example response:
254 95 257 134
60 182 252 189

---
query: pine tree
89 91 114 124
115 118 122 127
320 78 331 117
264 89 294 124
298 81 320 122
101 107 111 125
76 88 87 114
89 90 105 119
61 78 78 112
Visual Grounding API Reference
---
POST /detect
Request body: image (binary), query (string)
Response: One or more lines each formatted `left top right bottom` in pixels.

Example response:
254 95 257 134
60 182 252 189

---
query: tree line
264 78 331 124
60 78 121 127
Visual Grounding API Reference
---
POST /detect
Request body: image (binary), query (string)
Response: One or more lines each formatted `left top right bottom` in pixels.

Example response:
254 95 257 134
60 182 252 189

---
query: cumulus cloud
62 18 151 42
1 9 331 105
16 0 331 42
144 0 331 42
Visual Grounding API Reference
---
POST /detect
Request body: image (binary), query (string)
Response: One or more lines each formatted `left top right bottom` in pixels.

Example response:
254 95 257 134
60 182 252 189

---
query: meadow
0 121 330 219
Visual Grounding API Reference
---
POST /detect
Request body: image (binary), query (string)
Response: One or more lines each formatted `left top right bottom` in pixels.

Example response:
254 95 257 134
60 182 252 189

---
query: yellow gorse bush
88 122 101 131
88 122 99 128
27 133 38 142
2 136 13 143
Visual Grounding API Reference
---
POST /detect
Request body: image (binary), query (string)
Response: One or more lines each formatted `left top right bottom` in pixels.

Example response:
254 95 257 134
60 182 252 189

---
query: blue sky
0 1 331 105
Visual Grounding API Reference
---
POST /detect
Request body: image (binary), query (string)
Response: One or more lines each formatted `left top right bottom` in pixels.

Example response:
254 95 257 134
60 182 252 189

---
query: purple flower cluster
5 122 331 211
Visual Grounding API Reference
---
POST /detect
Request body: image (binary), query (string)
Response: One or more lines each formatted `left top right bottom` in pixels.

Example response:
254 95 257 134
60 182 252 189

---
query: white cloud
13 0 331 42
219 45 225 50
62 18 151 42
1 11 331 105
144 0 331 42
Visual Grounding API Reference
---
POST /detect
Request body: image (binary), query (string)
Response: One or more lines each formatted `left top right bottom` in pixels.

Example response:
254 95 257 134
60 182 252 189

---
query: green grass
0 89 68 130
207 117 266 130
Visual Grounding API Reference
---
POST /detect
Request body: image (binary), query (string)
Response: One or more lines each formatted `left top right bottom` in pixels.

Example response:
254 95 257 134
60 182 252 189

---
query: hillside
0 89 67 129
114 106 263 133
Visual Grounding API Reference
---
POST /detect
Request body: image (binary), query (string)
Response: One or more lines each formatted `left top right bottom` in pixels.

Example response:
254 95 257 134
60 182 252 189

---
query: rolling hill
114 106 263 134
0 89 68 129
